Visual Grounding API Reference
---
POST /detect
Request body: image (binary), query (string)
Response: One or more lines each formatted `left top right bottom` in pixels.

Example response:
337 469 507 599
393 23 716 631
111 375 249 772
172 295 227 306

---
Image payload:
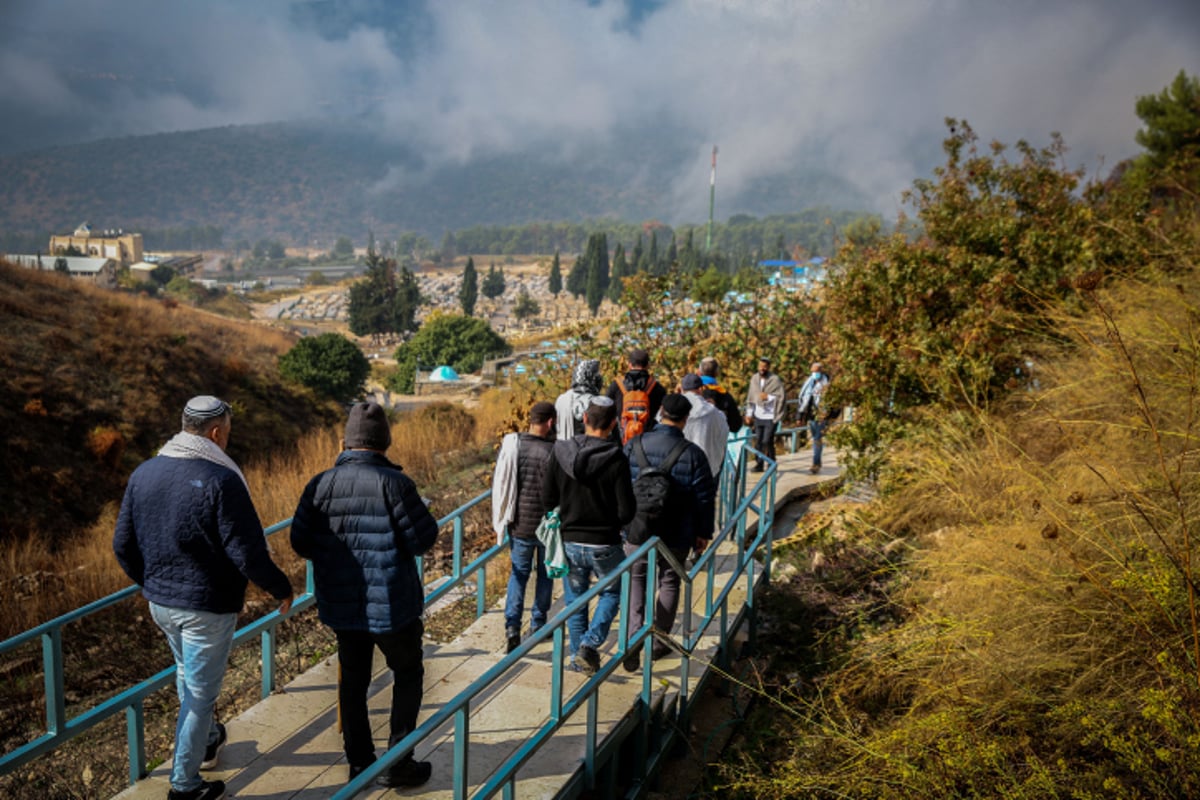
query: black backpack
627 437 690 546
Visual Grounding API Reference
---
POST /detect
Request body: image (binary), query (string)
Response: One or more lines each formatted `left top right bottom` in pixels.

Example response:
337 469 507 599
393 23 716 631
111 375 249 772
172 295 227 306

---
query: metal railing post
42 628 65 735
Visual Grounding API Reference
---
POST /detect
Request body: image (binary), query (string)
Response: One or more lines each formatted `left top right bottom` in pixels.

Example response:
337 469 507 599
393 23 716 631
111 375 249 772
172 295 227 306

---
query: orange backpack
620 376 657 444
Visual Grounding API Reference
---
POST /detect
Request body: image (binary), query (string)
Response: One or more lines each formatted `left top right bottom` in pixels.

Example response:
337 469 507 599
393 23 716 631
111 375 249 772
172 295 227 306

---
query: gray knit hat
344 402 391 451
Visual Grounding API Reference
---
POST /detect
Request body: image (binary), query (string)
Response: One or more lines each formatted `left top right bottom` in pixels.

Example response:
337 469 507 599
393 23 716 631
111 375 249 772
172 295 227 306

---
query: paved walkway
114 446 839 800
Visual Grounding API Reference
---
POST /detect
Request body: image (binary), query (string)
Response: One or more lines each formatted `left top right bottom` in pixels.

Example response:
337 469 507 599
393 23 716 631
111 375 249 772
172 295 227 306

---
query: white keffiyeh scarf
159 431 250 492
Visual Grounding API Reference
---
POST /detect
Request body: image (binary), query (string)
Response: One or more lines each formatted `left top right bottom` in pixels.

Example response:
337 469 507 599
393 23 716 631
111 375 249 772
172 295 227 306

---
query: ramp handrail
0 489 496 783
1 436 776 795
335 444 778 799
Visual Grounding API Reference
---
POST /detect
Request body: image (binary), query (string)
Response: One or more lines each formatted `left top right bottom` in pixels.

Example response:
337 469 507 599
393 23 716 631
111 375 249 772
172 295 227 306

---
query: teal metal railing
333 442 777 799
1 438 778 797
0 489 496 784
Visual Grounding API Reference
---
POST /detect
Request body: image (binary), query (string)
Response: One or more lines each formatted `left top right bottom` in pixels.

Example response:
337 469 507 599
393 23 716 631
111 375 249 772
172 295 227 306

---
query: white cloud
1 0 1197 216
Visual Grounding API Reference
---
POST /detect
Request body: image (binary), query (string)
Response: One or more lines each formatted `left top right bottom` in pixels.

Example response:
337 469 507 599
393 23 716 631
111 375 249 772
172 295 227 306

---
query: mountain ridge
0 120 872 244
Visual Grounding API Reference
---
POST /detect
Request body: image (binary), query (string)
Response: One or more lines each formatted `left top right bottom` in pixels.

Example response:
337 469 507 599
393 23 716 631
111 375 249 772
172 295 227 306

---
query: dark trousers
753 419 777 467
623 542 692 637
335 619 425 769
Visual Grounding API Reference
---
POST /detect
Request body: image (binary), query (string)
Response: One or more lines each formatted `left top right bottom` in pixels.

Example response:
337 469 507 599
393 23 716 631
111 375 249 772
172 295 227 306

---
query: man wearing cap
114 396 294 800
679 374 730 479
622 394 715 671
744 357 786 472
291 402 440 788
541 395 637 674
697 357 743 435
492 401 558 653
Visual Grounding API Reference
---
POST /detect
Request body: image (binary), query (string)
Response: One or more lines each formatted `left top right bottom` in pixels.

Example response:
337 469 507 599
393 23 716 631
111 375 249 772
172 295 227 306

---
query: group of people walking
110 351 832 800
494 348 835 670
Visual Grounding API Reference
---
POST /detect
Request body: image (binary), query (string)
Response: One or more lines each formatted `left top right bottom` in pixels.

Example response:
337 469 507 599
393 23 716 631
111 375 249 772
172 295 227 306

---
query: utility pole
706 145 718 251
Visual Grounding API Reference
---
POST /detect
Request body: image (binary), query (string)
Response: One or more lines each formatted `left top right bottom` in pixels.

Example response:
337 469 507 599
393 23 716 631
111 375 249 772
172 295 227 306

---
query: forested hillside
0 121 870 244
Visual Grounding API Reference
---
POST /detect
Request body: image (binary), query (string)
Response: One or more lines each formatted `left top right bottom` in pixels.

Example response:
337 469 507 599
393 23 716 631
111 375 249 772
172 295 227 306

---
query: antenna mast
706 145 718 251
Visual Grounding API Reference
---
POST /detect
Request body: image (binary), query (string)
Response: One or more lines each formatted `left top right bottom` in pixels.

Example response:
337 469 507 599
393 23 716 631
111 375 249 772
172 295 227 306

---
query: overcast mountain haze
1 0 1197 239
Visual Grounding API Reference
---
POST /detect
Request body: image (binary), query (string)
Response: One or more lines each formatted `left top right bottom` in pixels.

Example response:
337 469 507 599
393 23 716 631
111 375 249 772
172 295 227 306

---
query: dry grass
0 260 340 549
714 273 1200 798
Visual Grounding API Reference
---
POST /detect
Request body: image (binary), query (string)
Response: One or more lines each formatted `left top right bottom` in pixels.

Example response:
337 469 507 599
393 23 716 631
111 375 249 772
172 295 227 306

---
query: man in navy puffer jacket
621 393 715 672
290 402 439 789
114 396 294 800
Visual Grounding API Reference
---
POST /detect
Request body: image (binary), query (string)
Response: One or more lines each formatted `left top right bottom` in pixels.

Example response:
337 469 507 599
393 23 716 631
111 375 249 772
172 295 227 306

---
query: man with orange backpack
606 348 667 445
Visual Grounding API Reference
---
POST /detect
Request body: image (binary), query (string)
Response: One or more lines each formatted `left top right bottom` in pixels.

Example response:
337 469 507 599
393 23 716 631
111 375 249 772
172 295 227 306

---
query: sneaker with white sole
167 779 226 800
200 722 227 770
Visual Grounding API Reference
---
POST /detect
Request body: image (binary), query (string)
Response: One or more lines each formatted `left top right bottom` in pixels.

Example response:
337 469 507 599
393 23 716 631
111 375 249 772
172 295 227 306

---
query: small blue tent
428 365 460 382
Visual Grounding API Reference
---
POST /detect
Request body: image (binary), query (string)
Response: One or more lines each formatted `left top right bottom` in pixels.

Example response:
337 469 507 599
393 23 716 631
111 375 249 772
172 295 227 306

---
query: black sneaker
652 642 672 661
200 722 226 770
167 779 226 800
621 651 641 673
505 629 521 654
347 762 372 782
577 644 601 674
378 759 433 788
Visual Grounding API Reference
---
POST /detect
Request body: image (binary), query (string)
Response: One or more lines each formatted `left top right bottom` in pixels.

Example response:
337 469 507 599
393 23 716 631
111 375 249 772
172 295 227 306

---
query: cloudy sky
1 0 1197 217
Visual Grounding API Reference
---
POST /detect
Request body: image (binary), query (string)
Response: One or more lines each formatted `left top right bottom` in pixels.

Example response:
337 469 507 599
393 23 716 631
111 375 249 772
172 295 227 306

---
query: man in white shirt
744 357 786 472
679 373 730 478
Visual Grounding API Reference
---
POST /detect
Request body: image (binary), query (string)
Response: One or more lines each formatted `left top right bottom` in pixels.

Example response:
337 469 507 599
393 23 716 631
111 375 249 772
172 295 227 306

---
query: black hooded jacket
541 434 636 546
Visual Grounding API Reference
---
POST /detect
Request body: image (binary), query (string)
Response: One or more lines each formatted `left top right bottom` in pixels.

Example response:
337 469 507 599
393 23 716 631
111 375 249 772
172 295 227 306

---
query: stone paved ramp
113 447 839 799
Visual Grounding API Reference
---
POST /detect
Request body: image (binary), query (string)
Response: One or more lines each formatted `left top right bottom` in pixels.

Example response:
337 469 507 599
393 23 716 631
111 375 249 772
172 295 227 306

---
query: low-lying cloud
2 0 1197 219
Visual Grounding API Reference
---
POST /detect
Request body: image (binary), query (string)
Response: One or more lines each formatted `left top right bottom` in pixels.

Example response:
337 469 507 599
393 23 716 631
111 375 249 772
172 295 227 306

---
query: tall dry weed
718 274 1200 798
0 395 521 639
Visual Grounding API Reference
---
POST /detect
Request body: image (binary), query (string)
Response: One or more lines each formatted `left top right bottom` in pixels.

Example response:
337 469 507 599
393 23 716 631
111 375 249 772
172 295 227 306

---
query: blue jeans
561 542 625 658
150 602 237 793
809 418 827 468
504 536 552 634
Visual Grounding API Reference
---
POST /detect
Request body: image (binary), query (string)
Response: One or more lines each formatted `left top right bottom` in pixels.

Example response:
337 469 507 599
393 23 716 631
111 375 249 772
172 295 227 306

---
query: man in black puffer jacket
541 396 636 674
291 402 439 789
621 393 715 672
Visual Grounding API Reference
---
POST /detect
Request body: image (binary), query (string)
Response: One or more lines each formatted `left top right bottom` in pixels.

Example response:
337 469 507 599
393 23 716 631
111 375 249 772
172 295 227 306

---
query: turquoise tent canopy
428 365 460 381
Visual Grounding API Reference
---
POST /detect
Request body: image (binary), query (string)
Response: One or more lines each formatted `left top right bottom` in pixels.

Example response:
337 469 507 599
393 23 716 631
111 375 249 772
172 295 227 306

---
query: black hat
344 402 391 451
681 373 703 391
660 393 692 421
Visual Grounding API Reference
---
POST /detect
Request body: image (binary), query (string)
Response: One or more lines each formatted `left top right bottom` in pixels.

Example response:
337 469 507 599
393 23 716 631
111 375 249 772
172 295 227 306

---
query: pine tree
666 235 678 271
482 263 506 299
632 234 645 273
348 251 421 338
549 250 563 296
648 231 659 274
1135 70 1200 169
459 257 478 316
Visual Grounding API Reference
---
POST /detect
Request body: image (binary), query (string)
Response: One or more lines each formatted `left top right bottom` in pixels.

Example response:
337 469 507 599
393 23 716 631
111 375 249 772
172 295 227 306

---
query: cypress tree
632 234 645 273
567 242 590 297
608 242 626 303
549 250 563 296
459 256 478 316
